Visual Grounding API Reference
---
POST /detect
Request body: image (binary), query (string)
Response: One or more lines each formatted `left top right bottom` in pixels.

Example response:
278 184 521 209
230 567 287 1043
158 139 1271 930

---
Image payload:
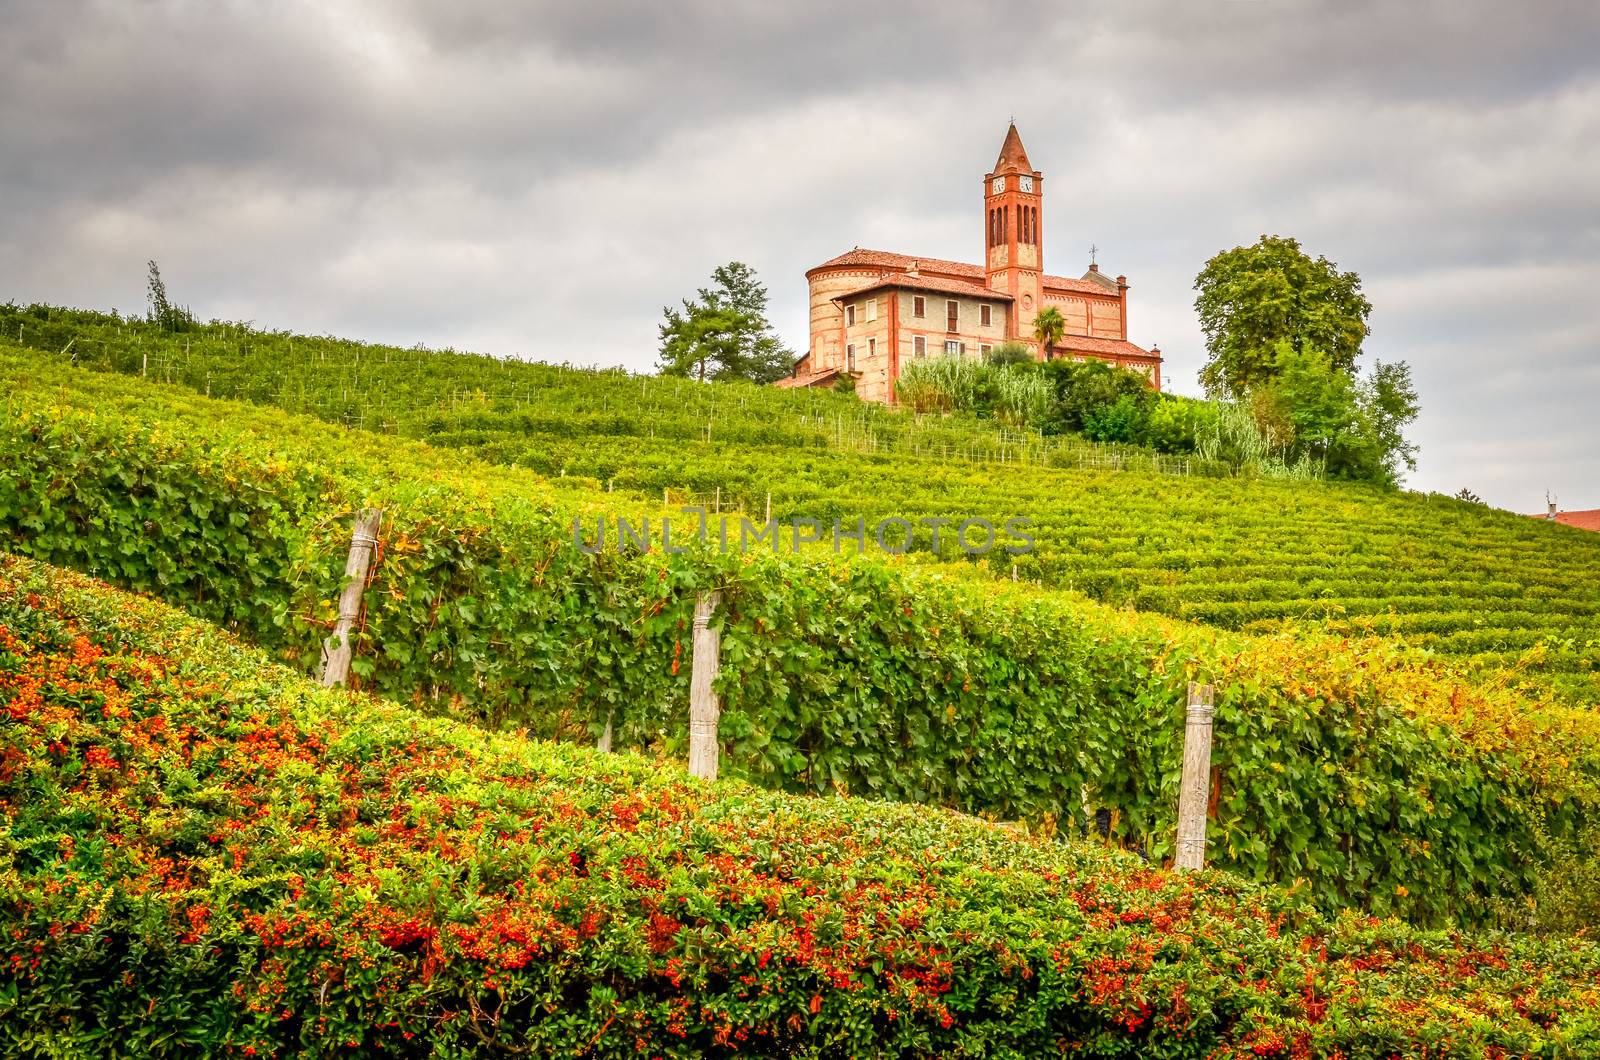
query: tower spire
984 122 1043 354
994 122 1032 173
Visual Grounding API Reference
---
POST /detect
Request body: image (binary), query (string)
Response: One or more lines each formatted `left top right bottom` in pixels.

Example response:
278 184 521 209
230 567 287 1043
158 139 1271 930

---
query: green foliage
1251 343 1421 486
2 313 1597 700
1040 358 1154 438
1194 235 1371 396
1140 394 1214 454
991 364 1052 428
7 556 1600 1057
985 339 1033 366
893 354 990 414
1365 359 1422 482
144 260 193 332
1031 306 1065 357
657 262 792 384
3 348 1600 925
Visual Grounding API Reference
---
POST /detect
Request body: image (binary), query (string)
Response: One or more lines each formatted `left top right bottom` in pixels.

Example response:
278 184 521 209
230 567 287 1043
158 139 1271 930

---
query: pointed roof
993 123 1033 174
1080 264 1120 291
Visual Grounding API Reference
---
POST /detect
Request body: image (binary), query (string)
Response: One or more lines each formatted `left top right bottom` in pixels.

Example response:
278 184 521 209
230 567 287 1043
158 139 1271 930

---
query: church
779 124 1163 405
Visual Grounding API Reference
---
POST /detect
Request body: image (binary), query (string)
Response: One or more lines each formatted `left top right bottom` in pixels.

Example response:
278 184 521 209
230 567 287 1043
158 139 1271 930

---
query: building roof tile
1042 273 1124 296
773 366 843 390
808 248 985 279
839 273 1011 301
809 248 1117 297
1531 509 1600 532
1053 334 1161 361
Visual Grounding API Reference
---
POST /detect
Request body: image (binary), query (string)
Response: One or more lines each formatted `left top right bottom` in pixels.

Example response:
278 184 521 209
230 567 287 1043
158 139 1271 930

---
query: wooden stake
1174 682 1216 870
687 590 722 780
317 509 382 688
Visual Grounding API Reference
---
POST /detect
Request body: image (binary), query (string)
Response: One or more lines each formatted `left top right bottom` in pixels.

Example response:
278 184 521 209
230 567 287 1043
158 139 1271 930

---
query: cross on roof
1089 243 1098 265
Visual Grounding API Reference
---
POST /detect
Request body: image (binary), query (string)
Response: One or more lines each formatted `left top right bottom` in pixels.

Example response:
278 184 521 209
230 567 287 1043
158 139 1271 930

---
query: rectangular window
913 295 925 317
946 300 958 331
868 337 876 358
913 335 926 357
867 299 878 323
846 344 856 371
980 304 992 327
980 344 992 356
846 304 856 326
944 339 960 356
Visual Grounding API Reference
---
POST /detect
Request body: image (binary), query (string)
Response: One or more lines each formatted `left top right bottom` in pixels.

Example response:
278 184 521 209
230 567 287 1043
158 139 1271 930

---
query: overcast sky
2 1 1596 511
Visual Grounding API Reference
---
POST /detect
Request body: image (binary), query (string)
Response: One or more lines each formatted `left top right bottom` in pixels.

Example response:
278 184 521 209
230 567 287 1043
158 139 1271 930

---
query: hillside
4 552 1600 1057
4 343 1600 929
5 304 1598 702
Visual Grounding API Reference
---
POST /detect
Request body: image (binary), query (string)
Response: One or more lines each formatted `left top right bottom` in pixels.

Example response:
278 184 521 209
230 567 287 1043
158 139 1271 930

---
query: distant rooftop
1531 507 1600 532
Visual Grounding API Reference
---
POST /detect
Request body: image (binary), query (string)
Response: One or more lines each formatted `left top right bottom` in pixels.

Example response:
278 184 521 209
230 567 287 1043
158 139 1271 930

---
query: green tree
1252 343 1420 486
657 262 793 384
986 340 1033 366
1363 359 1420 484
145 260 194 332
146 260 170 325
1193 235 1371 396
1039 358 1150 435
1254 341 1360 464
1031 306 1065 360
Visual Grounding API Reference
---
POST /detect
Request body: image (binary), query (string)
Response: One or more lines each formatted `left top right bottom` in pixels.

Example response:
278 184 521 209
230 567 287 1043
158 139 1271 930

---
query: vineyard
4 344 1600 931
5 301 1600 1052
5 304 1599 704
7 555 1600 1056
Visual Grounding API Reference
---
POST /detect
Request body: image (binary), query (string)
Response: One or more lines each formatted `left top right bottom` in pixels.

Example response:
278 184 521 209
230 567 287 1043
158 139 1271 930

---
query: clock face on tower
1019 175 1034 192
991 176 1005 195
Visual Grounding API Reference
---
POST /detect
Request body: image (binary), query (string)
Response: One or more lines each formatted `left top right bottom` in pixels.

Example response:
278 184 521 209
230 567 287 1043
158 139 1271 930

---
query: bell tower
983 123 1043 350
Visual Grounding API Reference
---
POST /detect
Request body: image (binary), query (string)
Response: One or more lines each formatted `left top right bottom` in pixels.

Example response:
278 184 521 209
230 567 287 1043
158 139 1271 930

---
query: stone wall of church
893 290 1009 382
1042 291 1122 339
835 292 893 403
1090 299 1123 339
807 268 883 375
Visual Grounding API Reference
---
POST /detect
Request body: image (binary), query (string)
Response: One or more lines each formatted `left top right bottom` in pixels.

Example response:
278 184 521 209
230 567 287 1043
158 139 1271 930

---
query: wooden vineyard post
318 508 383 688
687 590 722 780
1174 682 1215 870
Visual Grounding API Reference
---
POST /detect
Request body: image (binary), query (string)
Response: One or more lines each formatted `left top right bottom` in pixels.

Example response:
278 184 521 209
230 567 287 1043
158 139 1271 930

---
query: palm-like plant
1031 306 1065 360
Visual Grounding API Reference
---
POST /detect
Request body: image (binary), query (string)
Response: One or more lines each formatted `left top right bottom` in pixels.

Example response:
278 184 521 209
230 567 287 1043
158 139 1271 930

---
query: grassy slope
3 553 1599 1058
4 305 1598 701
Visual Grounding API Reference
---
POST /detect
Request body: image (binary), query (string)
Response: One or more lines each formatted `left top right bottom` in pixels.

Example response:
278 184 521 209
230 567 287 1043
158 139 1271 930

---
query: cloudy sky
2 0 1596 510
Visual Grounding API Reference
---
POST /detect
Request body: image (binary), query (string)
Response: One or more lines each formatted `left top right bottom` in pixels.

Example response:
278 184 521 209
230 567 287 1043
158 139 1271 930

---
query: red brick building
780 124 1163 404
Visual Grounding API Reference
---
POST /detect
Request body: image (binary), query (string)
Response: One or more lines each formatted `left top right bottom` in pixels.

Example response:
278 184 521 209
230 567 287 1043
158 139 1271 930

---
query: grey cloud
0 0 1596 512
